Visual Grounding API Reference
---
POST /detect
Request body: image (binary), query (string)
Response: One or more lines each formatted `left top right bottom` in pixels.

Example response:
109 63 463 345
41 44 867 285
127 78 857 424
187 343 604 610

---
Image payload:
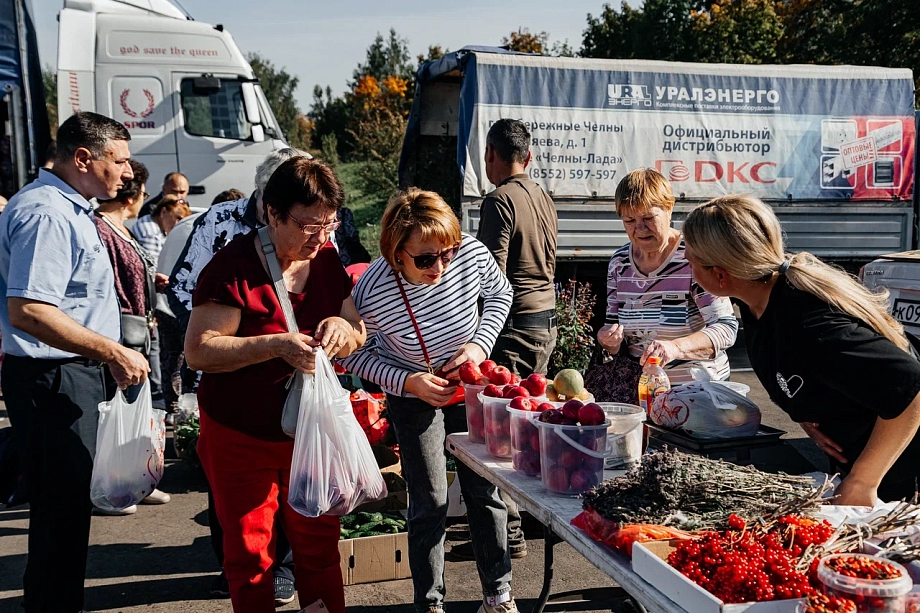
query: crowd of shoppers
4 108 920 613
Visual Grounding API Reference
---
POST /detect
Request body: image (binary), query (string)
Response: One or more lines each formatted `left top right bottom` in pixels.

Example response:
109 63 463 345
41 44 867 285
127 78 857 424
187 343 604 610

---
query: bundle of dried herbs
582 449 825 530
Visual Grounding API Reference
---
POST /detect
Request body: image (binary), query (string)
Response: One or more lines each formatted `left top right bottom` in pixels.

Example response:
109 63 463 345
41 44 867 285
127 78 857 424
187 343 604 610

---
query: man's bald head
163 172 189 200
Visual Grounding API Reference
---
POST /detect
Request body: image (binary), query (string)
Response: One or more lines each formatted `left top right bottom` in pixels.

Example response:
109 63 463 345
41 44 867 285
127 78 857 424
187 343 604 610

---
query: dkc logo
607 84 652 107
656 160 777 183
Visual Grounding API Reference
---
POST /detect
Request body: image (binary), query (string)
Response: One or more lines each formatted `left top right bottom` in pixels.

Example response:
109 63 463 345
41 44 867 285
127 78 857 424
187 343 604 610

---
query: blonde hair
379 188 462 269
683 195 909 351
615 168 675 216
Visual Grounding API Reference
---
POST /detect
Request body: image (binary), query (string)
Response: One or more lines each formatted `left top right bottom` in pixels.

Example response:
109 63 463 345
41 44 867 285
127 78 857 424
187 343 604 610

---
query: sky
31 0 617 111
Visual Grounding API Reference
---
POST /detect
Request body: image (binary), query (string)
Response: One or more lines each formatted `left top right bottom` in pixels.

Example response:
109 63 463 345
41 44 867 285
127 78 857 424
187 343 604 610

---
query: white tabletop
445 433 686 613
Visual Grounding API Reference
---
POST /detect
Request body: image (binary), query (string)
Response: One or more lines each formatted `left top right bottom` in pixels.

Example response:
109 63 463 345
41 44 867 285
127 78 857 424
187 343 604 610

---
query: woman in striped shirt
342 189 518 613
597 168 738 383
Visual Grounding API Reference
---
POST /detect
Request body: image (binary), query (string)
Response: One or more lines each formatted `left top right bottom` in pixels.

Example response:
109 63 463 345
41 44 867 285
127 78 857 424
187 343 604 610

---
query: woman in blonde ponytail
683 195 920 505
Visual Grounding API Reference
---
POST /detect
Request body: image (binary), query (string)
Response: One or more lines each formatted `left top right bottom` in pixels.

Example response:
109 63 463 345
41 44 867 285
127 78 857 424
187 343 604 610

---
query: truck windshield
180 78 252 140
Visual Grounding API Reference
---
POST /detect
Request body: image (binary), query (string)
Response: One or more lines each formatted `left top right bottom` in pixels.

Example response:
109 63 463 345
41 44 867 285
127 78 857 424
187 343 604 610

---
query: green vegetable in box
339 512 407 539
174 416 200 464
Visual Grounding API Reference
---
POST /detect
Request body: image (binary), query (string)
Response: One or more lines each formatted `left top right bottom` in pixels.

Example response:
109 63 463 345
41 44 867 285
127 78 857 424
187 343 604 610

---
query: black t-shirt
740 278 920 501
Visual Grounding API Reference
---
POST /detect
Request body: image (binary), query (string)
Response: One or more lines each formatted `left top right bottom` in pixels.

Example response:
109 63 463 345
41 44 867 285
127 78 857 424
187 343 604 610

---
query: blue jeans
387 395 512 611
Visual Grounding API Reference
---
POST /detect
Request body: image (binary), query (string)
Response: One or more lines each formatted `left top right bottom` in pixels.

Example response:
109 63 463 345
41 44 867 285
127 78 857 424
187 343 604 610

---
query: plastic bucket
507 406 542 477
711 380 751 397
463 383 489 443
598 403 646 469
534 419 611 496
479 392 514 458
817 554 911 613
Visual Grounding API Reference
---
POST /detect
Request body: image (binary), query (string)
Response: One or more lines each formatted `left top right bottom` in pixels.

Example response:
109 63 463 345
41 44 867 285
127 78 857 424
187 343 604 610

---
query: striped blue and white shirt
342 234 513 397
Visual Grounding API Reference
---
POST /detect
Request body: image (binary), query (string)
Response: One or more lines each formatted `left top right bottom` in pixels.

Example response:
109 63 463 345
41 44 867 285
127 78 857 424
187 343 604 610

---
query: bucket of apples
507 398 554 477
474 372 549 459
534 399 610 496
458 361 501 443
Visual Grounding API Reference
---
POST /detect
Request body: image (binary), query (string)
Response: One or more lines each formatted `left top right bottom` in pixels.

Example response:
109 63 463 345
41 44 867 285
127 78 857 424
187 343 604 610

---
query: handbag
583 344 644 405
258 226 306 438
393 270 465 407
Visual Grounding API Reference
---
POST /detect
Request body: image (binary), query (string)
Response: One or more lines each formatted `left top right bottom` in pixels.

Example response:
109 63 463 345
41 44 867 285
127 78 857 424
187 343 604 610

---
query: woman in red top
185 157 365 613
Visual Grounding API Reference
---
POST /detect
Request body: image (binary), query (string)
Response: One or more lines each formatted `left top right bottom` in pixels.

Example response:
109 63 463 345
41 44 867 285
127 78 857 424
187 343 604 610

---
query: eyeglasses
286 213 341 236
176 199 188 205
402 244 461 270
142 192 150 200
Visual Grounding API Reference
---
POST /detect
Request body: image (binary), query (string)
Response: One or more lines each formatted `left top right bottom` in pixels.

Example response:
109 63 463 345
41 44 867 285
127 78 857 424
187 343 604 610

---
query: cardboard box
632 540 803 613
446 471 467 517
338 532 411 585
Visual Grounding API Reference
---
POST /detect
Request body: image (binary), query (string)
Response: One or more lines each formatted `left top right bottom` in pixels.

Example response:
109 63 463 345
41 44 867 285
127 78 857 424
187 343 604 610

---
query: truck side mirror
251 124 266 143
241 82 262 126
192 75 221 96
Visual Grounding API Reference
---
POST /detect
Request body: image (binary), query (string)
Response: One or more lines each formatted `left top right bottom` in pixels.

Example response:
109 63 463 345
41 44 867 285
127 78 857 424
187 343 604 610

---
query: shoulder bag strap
393 269 434 375
258 226 299 334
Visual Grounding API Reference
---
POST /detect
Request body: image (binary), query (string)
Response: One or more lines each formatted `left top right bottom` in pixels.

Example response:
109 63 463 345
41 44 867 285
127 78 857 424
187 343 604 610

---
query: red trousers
198 412 344 613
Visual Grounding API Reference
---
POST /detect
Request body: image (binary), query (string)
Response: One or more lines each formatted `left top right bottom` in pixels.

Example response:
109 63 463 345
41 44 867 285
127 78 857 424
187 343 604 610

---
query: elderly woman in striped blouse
597 168 738 383
342 188 518 613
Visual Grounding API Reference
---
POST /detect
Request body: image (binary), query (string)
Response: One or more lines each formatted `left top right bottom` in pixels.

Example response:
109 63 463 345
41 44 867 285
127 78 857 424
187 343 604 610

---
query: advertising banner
458 54 915 201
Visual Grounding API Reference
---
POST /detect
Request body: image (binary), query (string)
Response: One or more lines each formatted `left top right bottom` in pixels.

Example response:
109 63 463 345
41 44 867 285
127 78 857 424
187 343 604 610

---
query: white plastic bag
90 381 166 511
288 350 386 517
650 381 761 439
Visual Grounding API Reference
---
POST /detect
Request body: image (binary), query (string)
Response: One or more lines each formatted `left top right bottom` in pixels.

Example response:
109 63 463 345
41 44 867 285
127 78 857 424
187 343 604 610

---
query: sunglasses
402 244 461 270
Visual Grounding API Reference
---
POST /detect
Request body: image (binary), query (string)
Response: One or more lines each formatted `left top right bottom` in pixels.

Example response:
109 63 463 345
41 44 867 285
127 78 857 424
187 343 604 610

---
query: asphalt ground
0 366 826 613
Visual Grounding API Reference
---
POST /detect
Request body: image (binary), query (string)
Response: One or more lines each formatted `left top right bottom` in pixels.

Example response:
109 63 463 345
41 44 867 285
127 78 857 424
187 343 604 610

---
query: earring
395 257 404 265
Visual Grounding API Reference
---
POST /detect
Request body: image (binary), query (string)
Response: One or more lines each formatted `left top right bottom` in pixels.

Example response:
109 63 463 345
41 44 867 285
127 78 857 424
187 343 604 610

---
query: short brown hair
212 188 246 205
263 157 343 219
380 188 461 269
614 168 675 216
153 195 191 219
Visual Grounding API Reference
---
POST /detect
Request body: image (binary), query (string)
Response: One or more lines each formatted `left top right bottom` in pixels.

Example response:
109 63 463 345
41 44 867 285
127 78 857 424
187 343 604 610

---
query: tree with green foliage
692 0 784 64
353 29 414 85
246 52 311 149
503 28 549 54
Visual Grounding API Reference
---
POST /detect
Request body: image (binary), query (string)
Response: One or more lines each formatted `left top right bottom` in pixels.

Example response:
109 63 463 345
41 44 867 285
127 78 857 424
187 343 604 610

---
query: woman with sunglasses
184 157 365 613
342 188 517 613
131 194 192 262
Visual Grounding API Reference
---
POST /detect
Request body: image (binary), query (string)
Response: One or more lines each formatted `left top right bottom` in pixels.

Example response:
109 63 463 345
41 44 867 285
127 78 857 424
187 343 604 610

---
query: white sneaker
140 489 171 504
93 504 137 516
477 598 518 613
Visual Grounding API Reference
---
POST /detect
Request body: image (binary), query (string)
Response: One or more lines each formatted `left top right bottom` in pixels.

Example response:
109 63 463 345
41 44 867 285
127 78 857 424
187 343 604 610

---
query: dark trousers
491 322 558 545
156 311 183 409
3 355 112 613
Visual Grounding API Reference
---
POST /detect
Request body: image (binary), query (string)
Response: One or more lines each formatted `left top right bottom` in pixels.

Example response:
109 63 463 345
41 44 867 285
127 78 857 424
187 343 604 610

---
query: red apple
536 402 556 413
479 360 498 378
530 431 541 452
468 408 484 430
561 399 584 421
559 417 579 426
538 408 564 424
512 451 524 471
509 396 535 411
577 403 606 426
523 373 548 397
459 362 483 385
483 384 504 398
502 385 530 399
475 377 490 386
489 366 512 385
510 373 521 384
547 467 570 492
570 468 599 492
560 449 583 469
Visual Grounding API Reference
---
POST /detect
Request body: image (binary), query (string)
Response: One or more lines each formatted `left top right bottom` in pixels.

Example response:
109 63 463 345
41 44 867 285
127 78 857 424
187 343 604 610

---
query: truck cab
56 0 286 207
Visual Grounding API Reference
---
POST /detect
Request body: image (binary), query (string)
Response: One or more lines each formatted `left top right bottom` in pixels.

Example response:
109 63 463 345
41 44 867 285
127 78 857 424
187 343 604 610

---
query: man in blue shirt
0 112 150 613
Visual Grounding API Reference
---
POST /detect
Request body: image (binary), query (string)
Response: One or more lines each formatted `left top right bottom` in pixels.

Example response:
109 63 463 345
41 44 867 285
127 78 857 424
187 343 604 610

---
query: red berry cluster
823 555 903 581
804 592 857 613
667 514 834 604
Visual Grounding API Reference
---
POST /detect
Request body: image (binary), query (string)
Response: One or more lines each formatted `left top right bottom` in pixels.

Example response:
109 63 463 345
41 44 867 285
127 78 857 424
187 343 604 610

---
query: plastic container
816 554 911 613
463 383 489 443
638 357 670 414
507 406 542 477
711 380 751 397
907 586 920 613
479 392 514 458
598 403 646 469
534 419 611 496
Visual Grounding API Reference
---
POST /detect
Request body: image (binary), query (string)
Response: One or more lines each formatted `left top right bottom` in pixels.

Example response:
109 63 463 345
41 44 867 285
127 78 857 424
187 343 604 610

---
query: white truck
53 0 286 206
400 49 917 276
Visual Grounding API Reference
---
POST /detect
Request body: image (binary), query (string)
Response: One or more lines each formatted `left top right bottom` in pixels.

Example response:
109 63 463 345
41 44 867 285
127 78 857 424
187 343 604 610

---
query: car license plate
891 298 920 325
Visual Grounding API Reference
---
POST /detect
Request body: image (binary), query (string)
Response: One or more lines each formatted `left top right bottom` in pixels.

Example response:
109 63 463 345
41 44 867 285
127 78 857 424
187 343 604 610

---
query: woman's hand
405 372 459 407
800 422 848 464
640 339 681 366
439 343 487 381
274 332 321 373
834 476 878 507
315 316 355 358
597 324 624 354
155 273 170 293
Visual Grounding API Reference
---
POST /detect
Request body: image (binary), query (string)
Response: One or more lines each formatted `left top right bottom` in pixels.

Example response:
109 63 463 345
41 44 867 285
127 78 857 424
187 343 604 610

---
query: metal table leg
531 523 555 613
